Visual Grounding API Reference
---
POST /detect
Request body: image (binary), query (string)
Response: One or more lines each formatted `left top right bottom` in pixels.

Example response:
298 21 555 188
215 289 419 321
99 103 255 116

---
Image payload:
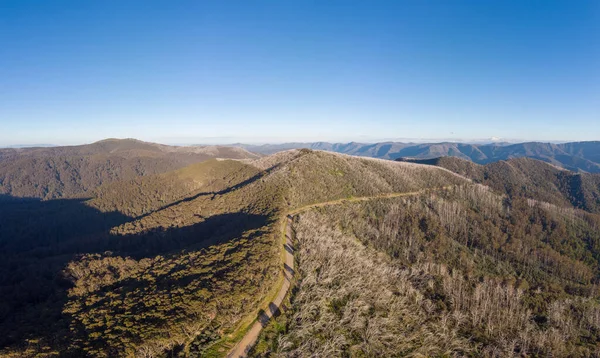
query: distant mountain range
237 141 600 173
2 144 56 148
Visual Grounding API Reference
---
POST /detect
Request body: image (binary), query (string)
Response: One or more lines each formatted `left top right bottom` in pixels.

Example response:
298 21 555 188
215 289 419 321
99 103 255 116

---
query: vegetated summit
0 138 259 200
1 145 600 357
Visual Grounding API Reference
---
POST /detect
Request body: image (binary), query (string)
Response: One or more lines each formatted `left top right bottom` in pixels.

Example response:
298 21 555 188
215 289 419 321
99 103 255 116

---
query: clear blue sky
0 1 598 145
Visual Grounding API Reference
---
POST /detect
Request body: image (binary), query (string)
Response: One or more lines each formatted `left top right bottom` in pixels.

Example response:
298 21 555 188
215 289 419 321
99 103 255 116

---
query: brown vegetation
0 139 258 199
254 182 600 357
403 156 600 213
3 147 600 357
246 140 600 172
1 149 468 357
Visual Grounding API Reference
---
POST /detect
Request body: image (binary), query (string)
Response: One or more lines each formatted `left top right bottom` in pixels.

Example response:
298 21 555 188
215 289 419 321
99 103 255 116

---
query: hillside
254 185 600 357
2 149 600 357
0 139 259 199
239 141 600 173
3 148 600 357
399 156 600 214
0 149 466 357
0 149 600 357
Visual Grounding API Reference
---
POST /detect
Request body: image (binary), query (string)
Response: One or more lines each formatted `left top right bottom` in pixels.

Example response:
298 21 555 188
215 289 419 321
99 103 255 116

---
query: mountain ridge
0 149 468 357
236 140 600 173
2 148 600 356
398 156 600 214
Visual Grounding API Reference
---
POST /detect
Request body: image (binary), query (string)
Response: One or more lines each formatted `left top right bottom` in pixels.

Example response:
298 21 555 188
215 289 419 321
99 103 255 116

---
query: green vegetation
0 139 258 200
0 156 278 357
89 159 263 217
4 147 600 357
0 149 466 357
64 217 278 357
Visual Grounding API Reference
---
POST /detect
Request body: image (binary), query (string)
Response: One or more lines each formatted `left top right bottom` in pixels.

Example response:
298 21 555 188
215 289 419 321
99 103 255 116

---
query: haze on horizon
1 1 598 146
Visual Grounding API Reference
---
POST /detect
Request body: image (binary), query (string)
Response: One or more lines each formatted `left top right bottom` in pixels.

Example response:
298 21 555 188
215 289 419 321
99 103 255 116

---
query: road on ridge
227 215 295 358
226 186 452 357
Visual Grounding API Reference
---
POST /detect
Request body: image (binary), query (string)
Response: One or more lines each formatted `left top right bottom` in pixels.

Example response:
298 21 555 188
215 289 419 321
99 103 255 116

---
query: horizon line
1 137 597 149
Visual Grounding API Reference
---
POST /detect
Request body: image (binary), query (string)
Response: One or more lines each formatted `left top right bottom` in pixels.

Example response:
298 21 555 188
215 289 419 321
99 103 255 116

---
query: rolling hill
0 139 259 200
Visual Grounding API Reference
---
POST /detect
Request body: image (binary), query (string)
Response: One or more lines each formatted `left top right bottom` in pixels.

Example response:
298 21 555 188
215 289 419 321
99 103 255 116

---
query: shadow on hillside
283 242 294 254
0 193 270 351
135 163 281 220
110 211 270 259
0 194 132 348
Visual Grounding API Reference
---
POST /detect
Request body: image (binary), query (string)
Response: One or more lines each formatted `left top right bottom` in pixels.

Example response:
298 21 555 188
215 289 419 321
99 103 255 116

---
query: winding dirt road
226 186 451 357
226 215 295 358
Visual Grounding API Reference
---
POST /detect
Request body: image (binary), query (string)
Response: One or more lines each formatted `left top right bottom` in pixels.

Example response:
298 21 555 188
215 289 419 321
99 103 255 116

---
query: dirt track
226 186 451 357
226 215 295 358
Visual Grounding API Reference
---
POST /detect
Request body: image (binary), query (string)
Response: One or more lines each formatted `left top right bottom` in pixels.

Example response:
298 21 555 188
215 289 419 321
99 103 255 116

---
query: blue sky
0 1 598 145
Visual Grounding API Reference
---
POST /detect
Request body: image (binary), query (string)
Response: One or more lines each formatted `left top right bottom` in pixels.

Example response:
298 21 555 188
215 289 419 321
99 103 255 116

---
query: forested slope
0 139 258 200
0 149 466 357
5 148 600 357
399 156 600 213
254 184 600 357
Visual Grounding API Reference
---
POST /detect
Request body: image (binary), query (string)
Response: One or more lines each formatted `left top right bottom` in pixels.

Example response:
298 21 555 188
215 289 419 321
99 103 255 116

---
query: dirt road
226 215 295 358
226 186 451 357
